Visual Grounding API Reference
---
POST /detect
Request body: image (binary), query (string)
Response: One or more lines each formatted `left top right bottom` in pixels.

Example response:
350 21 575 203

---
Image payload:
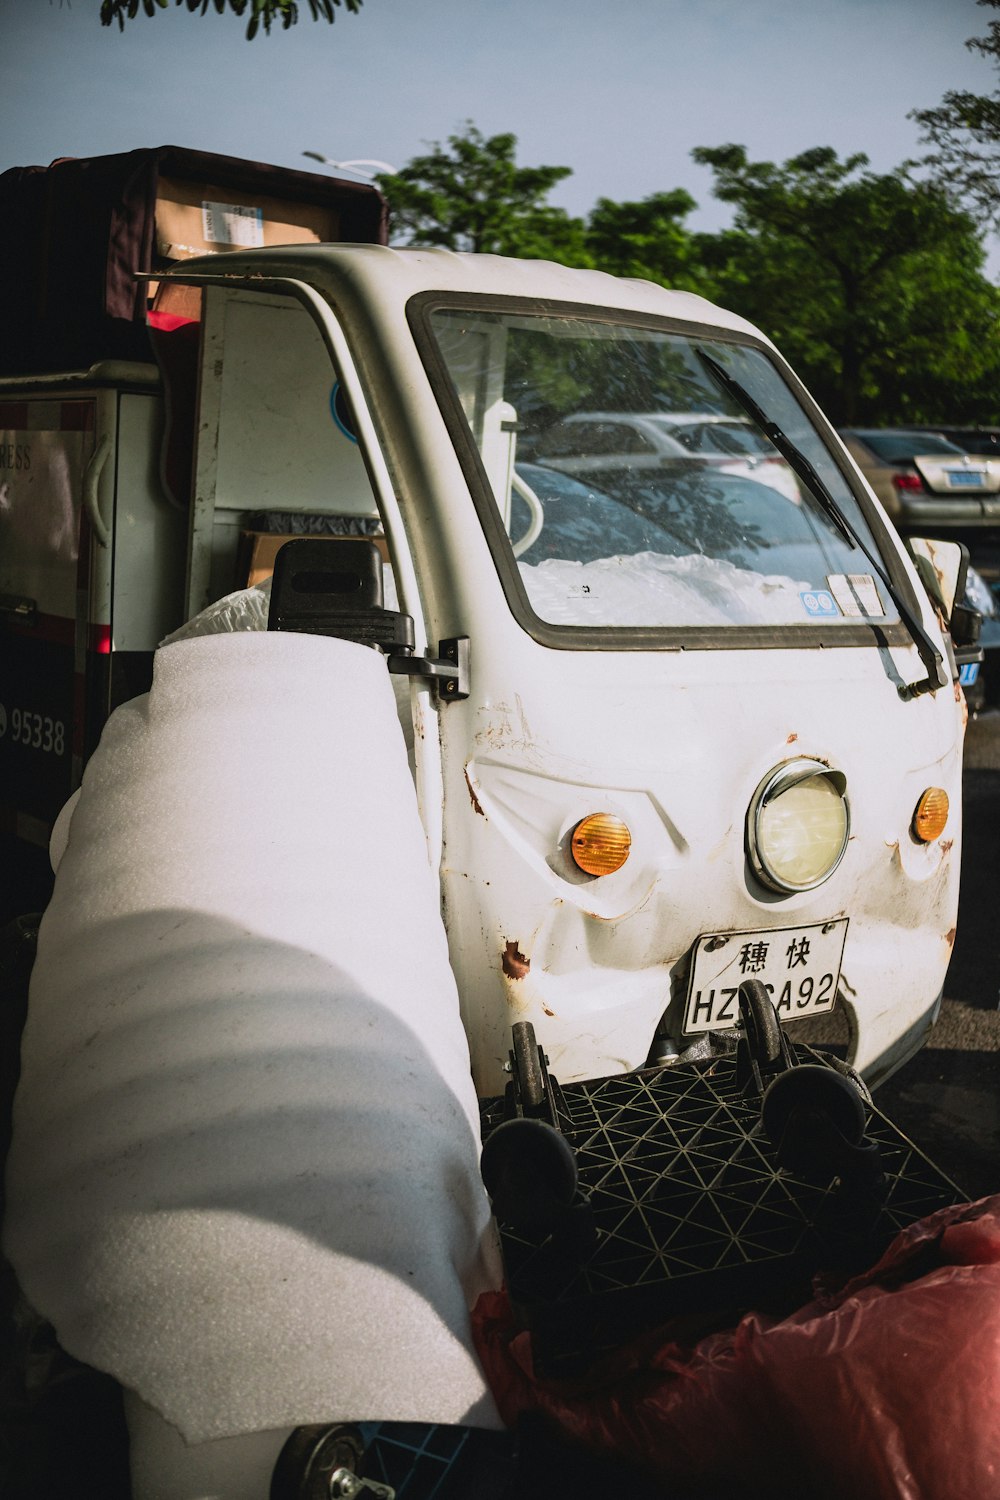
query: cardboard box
155 175 341 261
0 146 388 376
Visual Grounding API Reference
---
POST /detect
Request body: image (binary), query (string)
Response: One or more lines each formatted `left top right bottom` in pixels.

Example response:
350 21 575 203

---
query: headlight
964 564 997 619
747 759 849 893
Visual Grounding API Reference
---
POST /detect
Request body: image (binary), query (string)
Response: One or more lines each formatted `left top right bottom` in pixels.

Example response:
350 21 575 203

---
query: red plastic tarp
473 1195 1000 1500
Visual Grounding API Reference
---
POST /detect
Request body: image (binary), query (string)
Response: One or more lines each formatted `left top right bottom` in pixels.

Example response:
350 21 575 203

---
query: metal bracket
329 1469 395 1499
387 636 469 702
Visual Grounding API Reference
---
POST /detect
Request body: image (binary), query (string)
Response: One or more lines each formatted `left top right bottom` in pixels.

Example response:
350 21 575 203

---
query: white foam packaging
519 551 811 626
3 630 502 1454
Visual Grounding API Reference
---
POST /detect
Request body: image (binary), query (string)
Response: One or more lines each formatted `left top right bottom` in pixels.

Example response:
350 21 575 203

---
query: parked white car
531 408 799 497
646 411 801 498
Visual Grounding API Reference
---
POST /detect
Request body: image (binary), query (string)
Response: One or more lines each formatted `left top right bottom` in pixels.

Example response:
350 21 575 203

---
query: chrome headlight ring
747 758 850 894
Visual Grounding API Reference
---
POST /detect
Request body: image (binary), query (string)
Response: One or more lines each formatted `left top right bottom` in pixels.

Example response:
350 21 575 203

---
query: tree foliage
689 144 1000 424
99 0 360 41
378 125 586 258
380 124 1000 425
911 0 1000 227
582 190 709 294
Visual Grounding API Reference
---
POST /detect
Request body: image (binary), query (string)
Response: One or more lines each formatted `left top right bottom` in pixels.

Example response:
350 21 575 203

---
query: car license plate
683 919 848 1034
946 470 985 488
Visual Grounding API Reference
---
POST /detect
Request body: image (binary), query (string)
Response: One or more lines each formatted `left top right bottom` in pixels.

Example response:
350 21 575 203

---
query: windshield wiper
697 351 855 546
695 349 948 700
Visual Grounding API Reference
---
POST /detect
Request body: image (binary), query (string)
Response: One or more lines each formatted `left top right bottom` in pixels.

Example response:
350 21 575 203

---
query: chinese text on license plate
683 919 848 1033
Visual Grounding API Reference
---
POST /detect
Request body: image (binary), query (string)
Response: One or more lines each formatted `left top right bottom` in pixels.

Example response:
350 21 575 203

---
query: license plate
945 470 985 488
683 919 848 1033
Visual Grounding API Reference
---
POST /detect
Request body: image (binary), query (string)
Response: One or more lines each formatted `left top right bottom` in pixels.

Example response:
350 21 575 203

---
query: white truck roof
156 242 768 342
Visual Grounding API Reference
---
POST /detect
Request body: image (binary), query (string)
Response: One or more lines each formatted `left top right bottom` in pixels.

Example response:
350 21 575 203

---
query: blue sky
4 0 996 265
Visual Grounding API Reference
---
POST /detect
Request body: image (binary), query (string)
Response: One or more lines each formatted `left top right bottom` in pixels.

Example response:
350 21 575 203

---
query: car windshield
427 307 898 632
852 430 969 464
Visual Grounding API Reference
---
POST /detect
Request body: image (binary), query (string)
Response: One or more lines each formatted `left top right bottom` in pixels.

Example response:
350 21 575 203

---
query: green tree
690 143 1000 425
911 0 1000 228
582 190 711 294
99 0 359 41
379 125 588 260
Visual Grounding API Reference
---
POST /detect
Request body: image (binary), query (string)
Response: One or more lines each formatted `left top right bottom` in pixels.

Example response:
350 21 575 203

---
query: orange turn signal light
570 813 631 876
912 787 949 843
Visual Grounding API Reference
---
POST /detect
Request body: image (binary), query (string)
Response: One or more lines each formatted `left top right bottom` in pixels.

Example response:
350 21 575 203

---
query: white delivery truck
0 151 982 1498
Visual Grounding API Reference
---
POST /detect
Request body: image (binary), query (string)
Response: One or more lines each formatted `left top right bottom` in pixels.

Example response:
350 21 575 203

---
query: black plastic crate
480 1036 964 1377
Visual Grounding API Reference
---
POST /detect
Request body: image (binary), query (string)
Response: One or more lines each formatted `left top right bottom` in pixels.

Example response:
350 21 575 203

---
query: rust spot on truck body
502 940 530 980
464 767 485 817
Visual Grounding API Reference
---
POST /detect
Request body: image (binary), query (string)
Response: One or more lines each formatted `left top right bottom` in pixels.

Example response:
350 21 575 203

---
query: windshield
428 307 898 632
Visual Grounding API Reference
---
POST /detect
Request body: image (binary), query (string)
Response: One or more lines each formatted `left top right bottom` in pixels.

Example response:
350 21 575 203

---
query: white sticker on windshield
201 201 265 247
827 573 885 617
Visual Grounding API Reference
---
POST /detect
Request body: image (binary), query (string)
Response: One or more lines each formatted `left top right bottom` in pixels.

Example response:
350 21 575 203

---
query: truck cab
2 242 970 1077
144 244 966 1092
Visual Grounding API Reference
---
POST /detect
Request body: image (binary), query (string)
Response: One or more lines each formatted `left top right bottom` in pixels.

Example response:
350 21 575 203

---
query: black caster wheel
481 1116 578 1235
511 1020 546 1111
738 978 784 1067
270 1424 366 1500
761 1063 868 1176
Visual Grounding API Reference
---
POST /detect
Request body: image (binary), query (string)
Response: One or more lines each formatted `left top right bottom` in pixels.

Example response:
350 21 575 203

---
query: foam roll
4 632 502 1460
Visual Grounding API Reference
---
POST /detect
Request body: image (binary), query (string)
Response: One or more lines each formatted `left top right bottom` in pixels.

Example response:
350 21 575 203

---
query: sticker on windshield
827 574 885 617
799 589 840 618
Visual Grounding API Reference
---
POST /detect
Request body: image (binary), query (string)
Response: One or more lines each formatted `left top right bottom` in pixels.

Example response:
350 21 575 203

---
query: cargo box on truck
0 147 388 915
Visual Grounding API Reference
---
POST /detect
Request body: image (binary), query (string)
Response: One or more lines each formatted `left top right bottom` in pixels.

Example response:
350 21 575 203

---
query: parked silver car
840 427 1000 531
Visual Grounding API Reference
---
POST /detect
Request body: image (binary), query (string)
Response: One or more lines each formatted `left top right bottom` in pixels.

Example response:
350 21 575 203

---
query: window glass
428 307 898 632
853 430 968 464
